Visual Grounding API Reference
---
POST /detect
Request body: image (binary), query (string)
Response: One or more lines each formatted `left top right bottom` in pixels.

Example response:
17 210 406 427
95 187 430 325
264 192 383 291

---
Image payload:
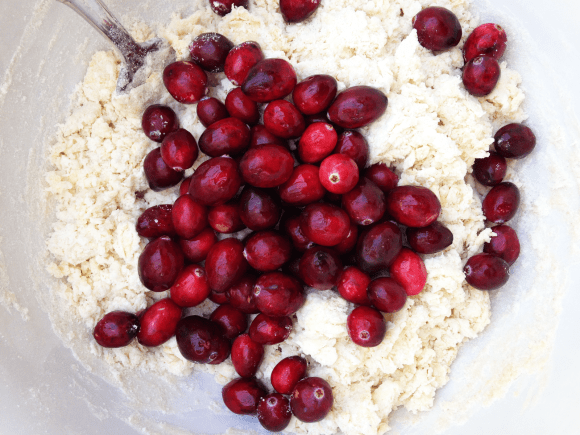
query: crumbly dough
45 0 526 434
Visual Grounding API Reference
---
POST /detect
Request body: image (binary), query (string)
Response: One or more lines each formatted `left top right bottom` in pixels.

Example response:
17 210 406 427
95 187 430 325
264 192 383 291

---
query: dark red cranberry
142 104 179 142
225 41 264 85
137 298 182 347
205 238 248 293
239 144 295 188
281 212 314 252
333 222 358 255
386 185 441 228
161 128 198 171
364 163 398 193
463 56 501 97
280 0 321 23
189 32 233 73
473 151 507 186
464 253 510 290
227 274 260 314
389 248 427 296
179 176 192 196
336 266 371 306
263 100 306 139
188 156 242 206
482 182 520 223
463 23 507 63
231 333 264 378
290 377 333 423
239 187 282 231
209 289 230 304
244 231 293 272
298 122 338 163
222 377 267 415
278 164 325 206
319 154 359 194
293 74 337 115
412 6 462 51
138 236 184 292
257 393 292 432
254 272 304 316
327 86 387 129
304 112 332 126
178 227 217 263
342 178 386 226
225 87 259 125
210 0 249 17
300 203 350 247
136 204 175 239
347 306 386 347
210 304 248 340
356 221 402 274
170 264 210 308
271 356 308 394
199 117 251 157
175 315 231 364
249 124 288 149
282 255 301 279
93 311 139 348
484 224 520 265
368 277 407 313
298 246 342 290
406 221 454 254
208 202 245 234
143 148 184 191
242 58 297 103
494 123 536 159
196 97 229 127
163 61 207 104
334 130 369 170
324 190 342 206
249 313 292 345
172 194 208 239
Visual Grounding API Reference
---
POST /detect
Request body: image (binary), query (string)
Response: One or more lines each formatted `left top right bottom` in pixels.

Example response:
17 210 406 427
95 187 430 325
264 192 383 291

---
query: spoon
56 0 174 92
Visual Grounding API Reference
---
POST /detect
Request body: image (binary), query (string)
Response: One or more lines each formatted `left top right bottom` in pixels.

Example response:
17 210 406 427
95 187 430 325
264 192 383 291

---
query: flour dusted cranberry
279 164 325 206
484 224 520 265
257 393 292 432
239 144 295 188
263 100 306 139
176 315 231 364
210 304 248 340
336 266 371 306
291 377 333 422
364 163 398 193
412 6 462 51
347 306 386 347
368 277 407 313
225 87 260 125
93 311 140 348
137 299 182 347
463 56 501 97
300 203 350 247
142 104 179 143
225 41 264 85
161 129 198 171
197 97 229 127
389 248 427 296
334 222 358 255
494 123 536 159
228 273 260 314
163 61 207 104
144 148 184 191
199 117 251 157
208 202 244 234
179 176 192 196
172 194 208 239
473 151 507 186
249 313 292 345
319 154 359 194
189 33 233 73
463 23 507 63
328 86 388 129
205 238 248 292
356 221 402 274
242 58 297 103
179 228 217 263
281 212 314 252
386 185 441 228
249 124 288 149
334 130 369 170
244 231 293 272
231 334 264 378
298 122 337 163
188 156 242 206
210 0 249 17
342 178 386 226
209 289 230 305
254 272 305 316
464 253 510 290
298 246 342 290
293 74 338 115
406 221 454 254
170 264 210 308
239 186 281 231
222 377 267 415
138 236 184 292
482 182 520 223
271 356 308 394
280 0 321 23
136 205 175 239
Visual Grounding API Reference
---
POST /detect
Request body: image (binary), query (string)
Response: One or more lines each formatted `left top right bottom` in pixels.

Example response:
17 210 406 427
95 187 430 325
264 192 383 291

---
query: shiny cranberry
473 151 507 186
319 154 359 194
347 306 386 347
278 164 325 206
249 124 288 149
163 61 207 104
137 298 182 347
412 6 462 51
171 194 208 239
281 212 314 252
280 0 321 23
336 266 371 306
210 0 249 17
364 163 398 193
138 236 184 291
494 123 536 159
143 148 184 191
179 227 217 263
239 144 295 188
188 156 242 206
208 202 244 234
263 100 305 139
253 272 304 316
298 246 342 290
136 205 175 239
142 104 179 142
327 86 387 129
244 231 293 272
298 122 338 163
199 117 251 157
197 97 229 127
482 182 520 223
239 187 281 231
242 58 297 103
342 178 386 226
484 224 520 265
210 304 248 340
300 203 350 247
464 253 510 290
231 333 264 378
463 23 507 62
271 356 308 394
333 222 358 255
175 315 231 363
205 238 248 293
93 311 139 348
249 313 292 345
179 176 192 196
291 377 333 422
225 87 260 125
161 129 198 171
292 74 337 115
209 289 230 304
333 130 368 170
463 56 501 97
389 248 427 296
406 221 454 254
189 32 233 73
257 393 292 432
368 277 407 313
227 274 260 314
356 221 402 274
170 264 210 308
386 185 441 228
225 41 264 85
222 377 267 415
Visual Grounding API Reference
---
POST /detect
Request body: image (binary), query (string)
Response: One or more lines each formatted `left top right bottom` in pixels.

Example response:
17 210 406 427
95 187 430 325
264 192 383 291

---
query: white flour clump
45 0 527 434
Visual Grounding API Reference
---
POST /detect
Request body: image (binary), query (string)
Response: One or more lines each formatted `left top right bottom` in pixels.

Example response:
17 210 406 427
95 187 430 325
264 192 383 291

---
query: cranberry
278 164 325 206
463 23 507 63
253 272 304 316
336 266 372 306
250 124 288 149
171 194 208 239
290 377 333 422
386 185 441 228
138 236 184 292
484 224 520 265
93 311 139 348
304 112 332 127
482 181 520 223
279 0 320 23
199 117 251 157
494 123 536 159
205 238 248 293
210 0 249 17
228 274 260 314
263 100 306 139
257 393 292 431
298 246 342 290
389 248 427 296
342 178 386 226
347 306 386 347
137 298 182 347
298 122 338 163
412 6 462 51
473 151 507 186
188 156 242 206
244 231 293 272
364 163 398 193
356 221 402 274
208 202 245 234
292 74 337 115
209 289 230 305
163 61 207 104
178 228 217 263
142 104 179 143
249 313 292 345
175 315 231 364
463 56 501 97
239 144 295 188
170 264 210 308
136 204 175 239
143 148 184 191
319 154 359 194
225 41 264 85
179 176 192 196
406 221 454 254
281 212 314 252
334 222 358 255
327 86 387 129
160 129 198 171
210 304 248 340
300 203 350 247
242 58 297 103
464 253 510 290
282 255 301 278
271 356 308 394
334 130 369 170
222 377 267 415
368 277 407 313
197 97 229 127
239 187 281 231
223 87 259 125
231 333 264 378
189 33 233 73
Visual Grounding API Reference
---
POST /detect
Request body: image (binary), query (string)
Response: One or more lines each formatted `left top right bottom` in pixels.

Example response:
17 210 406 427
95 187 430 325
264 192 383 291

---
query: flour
45 1 527 434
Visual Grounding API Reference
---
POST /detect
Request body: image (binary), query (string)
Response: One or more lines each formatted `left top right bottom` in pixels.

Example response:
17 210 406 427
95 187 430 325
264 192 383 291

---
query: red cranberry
208 202 245 234
225 41 264 85
293 74 337 115
163 61 207 104
327 86 387 129
368 277 407 313
342 178 386 226
278 164 325 206
175 315 231 364
249 313 292 345
142 104 179 143
244 231 293 272
319 154 359 194
172 194 208 239
161 129 198 171
364 163 398 193
473 151 507 186
170 264 210 308
239 144 295 188
178 227 217 263
227 274 260 314
250 124 288 149
304 112 332 126
197 97 229 127
482 182 520 223
138 236 184 292
231 333 264 378
333 222 358 255
347 306 386 347
386 185 441 228
463 23 507 63
224 87 259 125
484 224 520 265
209 289 230 304
189 32 233 73
298 122 338 163
254 272 304 316
406 221 454 254
281 212 314 252
257 393 292 432
464 253 510 290
463 56 501 97
188 156 242 206
210 0 249 17
137 298 182 347
290 377 333 422
300 203 350 247
263 100 306 139
205 238 248 293
222 377 267 415
199 117 251 157
334 130 369 170
389 248 427 296
298 246 343 290
93 311 139 348
143 148 184 191
356 221 402 274
210 304 248 340
280 0 321 23
136 204 175 239
271 356 308 394
179 176 192 196
242 58 297 103
239 187 281 231
336 266 371 306
494 123 536 159
412 6 462 51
